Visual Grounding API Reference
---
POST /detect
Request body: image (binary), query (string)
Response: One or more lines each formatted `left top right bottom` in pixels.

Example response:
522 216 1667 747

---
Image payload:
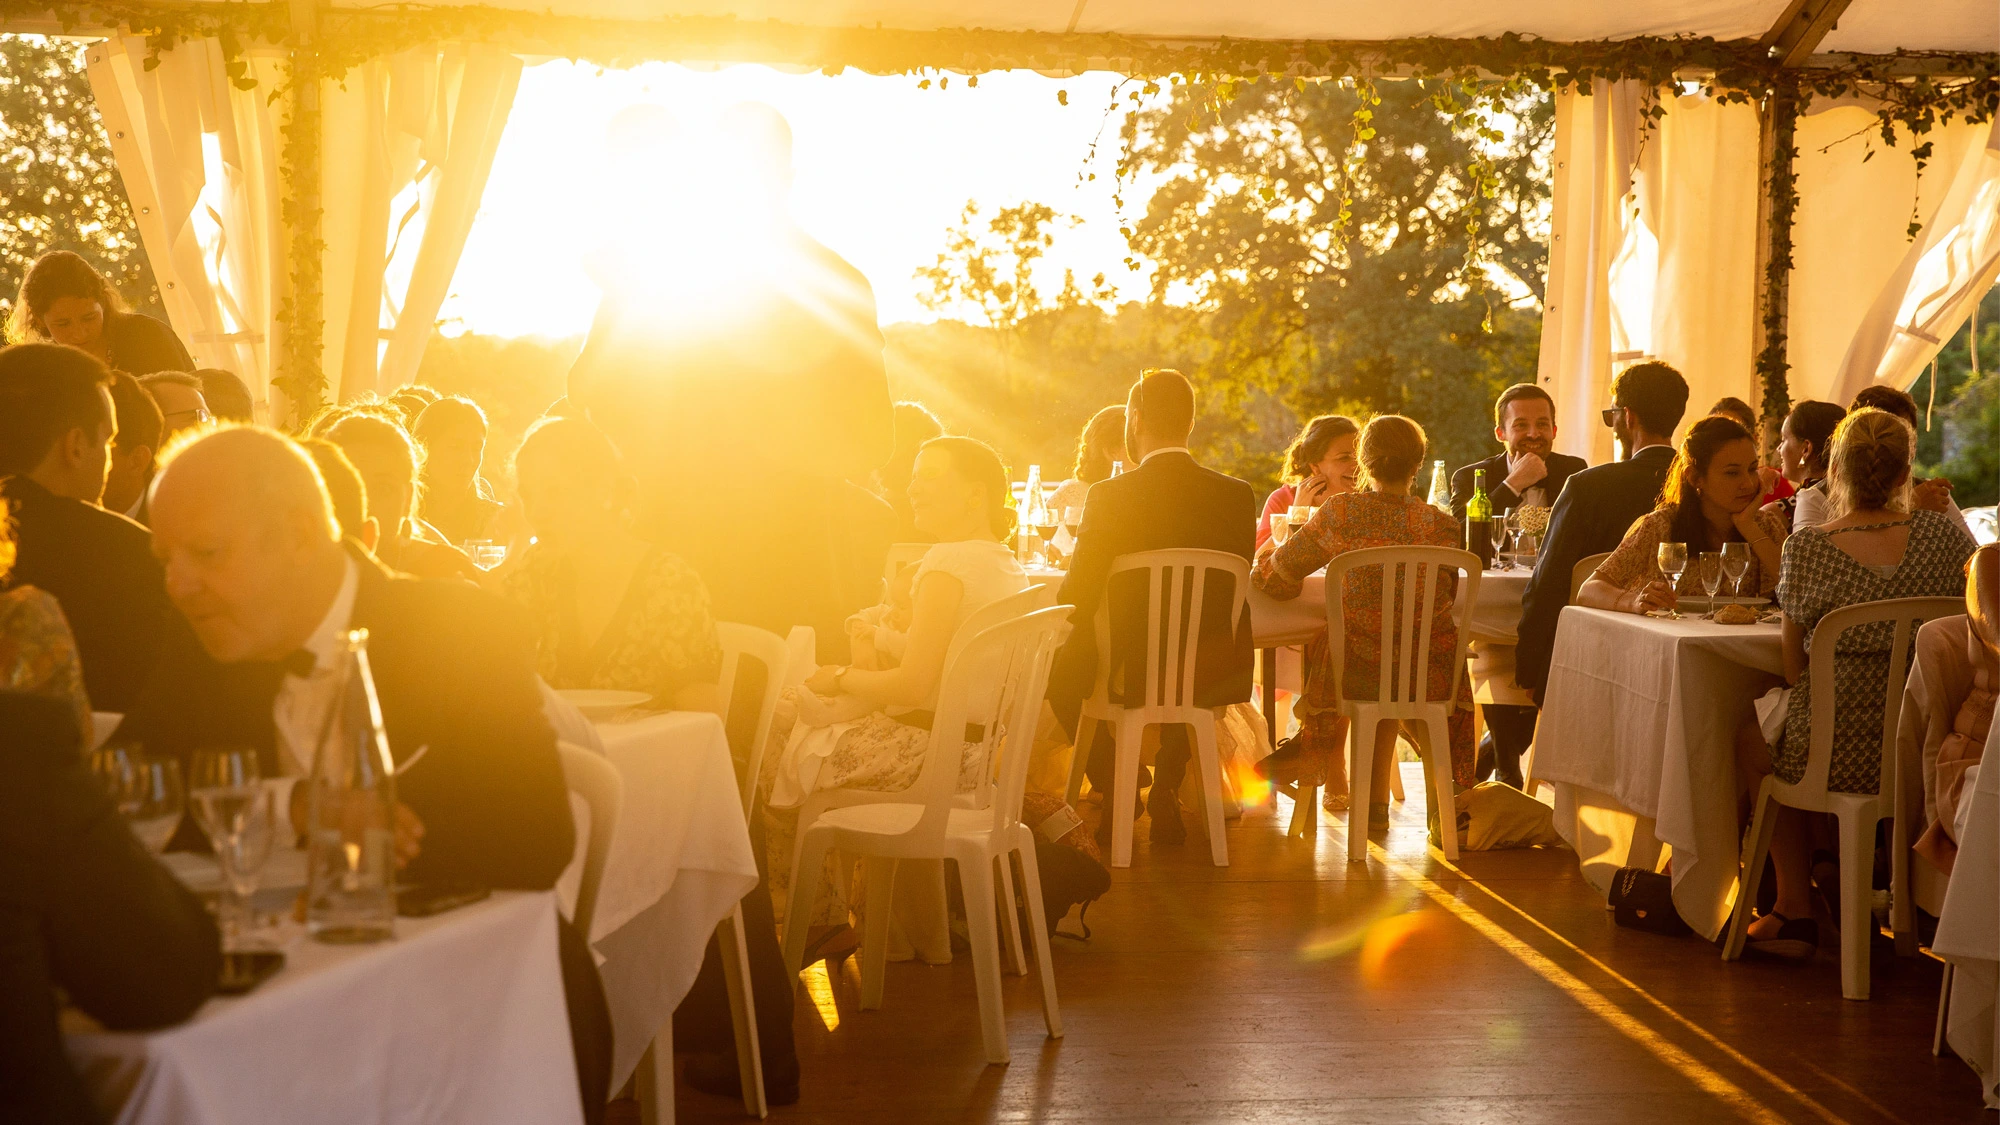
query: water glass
1271 513 1293 548
92 744 184 854
1287 505 1316 535
1489 517 1513 570
190 748 274 949
1655 542 1689 618
1720 541 1752 603
463 539 507 570
1698 551 1725 605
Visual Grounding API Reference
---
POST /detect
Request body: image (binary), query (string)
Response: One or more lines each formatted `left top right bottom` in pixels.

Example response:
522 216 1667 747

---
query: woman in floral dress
1253 415 1473 836
0 513 90 738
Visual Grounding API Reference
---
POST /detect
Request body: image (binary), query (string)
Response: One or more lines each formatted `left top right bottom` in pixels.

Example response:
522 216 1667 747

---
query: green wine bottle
1466 469 1493 569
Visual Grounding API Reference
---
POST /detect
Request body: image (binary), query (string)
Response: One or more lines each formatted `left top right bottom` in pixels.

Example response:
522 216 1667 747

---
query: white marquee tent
9 0 1998 441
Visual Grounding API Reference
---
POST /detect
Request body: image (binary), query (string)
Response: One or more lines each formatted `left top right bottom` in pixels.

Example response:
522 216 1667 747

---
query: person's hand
1913 476 1953 513
1627 578 1677 615
844 615 874 641
1294 474 1331 508
804 665 842 696
1504 451 1548 494
1756 465 1781 495
394 802 425 870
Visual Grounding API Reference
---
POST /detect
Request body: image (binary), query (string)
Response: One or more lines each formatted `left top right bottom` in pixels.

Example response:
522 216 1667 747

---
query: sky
441 62 1155 338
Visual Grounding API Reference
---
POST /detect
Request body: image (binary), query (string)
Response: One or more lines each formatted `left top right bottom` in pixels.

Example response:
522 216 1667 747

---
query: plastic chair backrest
1091 549 1250 711
715 622 790 818
983 607 1074 848
1325 545 1482 715
945 584 1057 669
1570 551 1612 602
557 742 623 938
1800 596 1962 802
901 608 1075 849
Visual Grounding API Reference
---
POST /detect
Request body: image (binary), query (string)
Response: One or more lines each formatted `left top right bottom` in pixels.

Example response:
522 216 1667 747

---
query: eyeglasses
1600 405 1624 428
165 407 213 427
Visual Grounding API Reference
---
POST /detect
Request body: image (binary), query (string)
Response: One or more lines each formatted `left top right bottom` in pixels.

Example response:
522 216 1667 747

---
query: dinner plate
556 689 651 720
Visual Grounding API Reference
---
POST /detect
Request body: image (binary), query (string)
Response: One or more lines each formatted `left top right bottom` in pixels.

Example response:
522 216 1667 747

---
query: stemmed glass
1720 541 1752 605
1655 542 1689 618
1270 511 1294 548
462 539 507 570
189 747 276 950
1029 507 1060 568
1490 515 1514 571
1287 504 1316 537
1697 551 1724 614
91 744 185 854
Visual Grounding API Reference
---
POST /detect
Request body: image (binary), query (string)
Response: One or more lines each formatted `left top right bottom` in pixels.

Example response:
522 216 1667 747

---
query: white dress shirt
269 557 359 836
1139 445 1191 465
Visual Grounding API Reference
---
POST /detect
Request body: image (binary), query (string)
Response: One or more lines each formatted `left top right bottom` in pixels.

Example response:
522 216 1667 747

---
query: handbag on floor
1609 866 1692 936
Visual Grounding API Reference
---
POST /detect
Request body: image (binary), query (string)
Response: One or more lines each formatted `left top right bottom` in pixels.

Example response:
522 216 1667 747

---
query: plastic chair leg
996 853 1027 976
1722 785 1779 961
780 834 831 977
958 850 1011 1064
1110 719 1142 868
1935 961 1956 1056
1011 834 1064 1040
1193 714 1229 867
716 906 768 1118
636 1021 675 1125
1837 812 1876 1001
1345 709 1375 864
859 857 897 1010
1285 781 1318 838
1414 717 1459 862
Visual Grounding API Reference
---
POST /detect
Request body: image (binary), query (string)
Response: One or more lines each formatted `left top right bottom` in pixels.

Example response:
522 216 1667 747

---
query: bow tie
278 649 319 678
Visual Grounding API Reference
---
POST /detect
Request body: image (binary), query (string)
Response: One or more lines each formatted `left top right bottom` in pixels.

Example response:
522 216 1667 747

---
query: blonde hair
1826 407 1913 518
1357 415 1426 487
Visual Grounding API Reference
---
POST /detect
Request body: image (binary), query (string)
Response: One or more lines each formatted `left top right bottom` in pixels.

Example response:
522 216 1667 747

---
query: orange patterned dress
1252 492 1476 789
0 586 91 740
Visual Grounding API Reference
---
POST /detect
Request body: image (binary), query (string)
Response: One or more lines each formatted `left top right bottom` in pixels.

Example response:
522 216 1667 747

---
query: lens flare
1297 885 1421 967
1228 758 1272 807
802 960 840 1031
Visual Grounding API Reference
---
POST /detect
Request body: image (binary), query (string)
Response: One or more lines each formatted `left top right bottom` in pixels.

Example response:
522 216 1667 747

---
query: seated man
1516 361 1690 705
0 343 173 711
103 371 163 524
1048 369 1257 844
0 692 220 1125
1448 382 1588 788
137 371 212 443
118 426 610 1125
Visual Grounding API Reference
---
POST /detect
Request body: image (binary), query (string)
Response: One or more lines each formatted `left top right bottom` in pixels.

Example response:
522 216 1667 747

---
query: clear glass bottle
1425 459 1452 512
1110 460 1125 478
305 628 398 944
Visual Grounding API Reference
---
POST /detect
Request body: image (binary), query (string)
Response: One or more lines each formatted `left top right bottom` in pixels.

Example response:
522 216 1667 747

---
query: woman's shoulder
1619 506 1675 541
1262 482 1296 510
918 539 1022 584
0 585 72 637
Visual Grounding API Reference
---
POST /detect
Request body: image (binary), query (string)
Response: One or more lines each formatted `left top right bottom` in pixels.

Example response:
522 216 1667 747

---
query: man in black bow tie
118 426 611 1125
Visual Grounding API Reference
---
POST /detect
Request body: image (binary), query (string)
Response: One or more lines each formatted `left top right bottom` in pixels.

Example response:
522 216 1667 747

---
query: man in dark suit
1447 382 1589 787
1515 361 1690 706
102 371 163 524
1448 383 1588 518
0 692 220 1125
118 427 611 1125
1048 369 1257 844
0 343 172 711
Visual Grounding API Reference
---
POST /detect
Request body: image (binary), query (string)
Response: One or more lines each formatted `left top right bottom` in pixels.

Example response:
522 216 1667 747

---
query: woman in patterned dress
1732 409 1976 958
1252 415 1473 837
1579 414 1789 614
501 417 722 711
0 507 90 738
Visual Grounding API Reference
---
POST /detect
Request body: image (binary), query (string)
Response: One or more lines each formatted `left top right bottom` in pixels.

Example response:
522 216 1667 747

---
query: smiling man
1449 383 1588 519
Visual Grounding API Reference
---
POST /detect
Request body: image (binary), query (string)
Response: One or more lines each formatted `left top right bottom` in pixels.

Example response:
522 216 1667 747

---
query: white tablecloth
69 891 580 1125
585 712 760 1091
1534 607 1784 940
1936 719 2000 1106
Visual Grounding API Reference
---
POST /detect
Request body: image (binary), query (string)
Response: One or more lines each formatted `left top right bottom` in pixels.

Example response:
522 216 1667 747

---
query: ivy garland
1756 78 1801 452
5 2 1997 417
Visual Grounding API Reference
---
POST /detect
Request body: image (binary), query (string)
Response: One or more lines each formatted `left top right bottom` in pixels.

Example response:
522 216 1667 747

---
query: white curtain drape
86 37 286 408
320 43 521 402
86 39 520 416
1538 84 1760 463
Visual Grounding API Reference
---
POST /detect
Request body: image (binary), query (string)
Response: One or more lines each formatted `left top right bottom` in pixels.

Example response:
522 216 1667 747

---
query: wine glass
1697 551 1724 612
189 747 275 950
1029 508 1061 568
1720 541 1752 605
1287 504 1316 535
1270 512 1293 548
462 539 507 570
92 744 184 854
1490 516 1513 571
1655 542 1689 618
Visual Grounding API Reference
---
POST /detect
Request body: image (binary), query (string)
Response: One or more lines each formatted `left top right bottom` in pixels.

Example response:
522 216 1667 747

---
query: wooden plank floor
676 766 1987 1124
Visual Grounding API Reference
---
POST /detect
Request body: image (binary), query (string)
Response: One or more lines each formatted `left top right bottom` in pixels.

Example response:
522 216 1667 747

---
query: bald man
117 426 611 1124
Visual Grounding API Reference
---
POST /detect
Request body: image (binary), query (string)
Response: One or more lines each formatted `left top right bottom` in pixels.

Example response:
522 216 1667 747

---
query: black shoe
1148 792 1186 845
1743 912 1819 962
1474 731 1496 781
1367 802 1392 834
682 1051 801 1106
1256 735 1305 780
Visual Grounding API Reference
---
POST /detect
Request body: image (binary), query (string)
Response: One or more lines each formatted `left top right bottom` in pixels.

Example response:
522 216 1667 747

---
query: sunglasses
1600 405 1624 428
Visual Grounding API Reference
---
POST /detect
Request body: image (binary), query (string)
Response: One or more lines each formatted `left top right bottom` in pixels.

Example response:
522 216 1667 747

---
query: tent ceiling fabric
306 0 1991 54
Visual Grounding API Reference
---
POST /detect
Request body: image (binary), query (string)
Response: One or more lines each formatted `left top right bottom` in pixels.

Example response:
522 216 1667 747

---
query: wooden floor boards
675 766 1987 1124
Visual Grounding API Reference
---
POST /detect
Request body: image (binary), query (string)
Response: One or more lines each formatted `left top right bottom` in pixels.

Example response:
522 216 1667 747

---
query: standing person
1047 370 1257 846
1515 361 1689 704
413 395 503 545
1447 382 1588 787
1258 414 1360 549
102 372 163 524
6 250 193 375
567 103 894 665
1254 416 1473 835
875 401 944 542
1766 400 1845 528
0 343 171 711
138 371 212 442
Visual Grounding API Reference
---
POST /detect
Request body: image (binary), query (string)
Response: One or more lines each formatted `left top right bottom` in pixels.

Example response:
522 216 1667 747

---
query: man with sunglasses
1514 361 1688 706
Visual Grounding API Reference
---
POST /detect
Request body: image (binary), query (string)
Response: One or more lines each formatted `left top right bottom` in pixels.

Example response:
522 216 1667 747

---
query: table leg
717 906 768 1119
1259 647 1280 749
637 1021 675 1125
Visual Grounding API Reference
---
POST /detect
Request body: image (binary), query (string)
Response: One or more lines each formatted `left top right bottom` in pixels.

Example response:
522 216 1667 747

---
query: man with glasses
138 371 212 442
1514 361 1689 706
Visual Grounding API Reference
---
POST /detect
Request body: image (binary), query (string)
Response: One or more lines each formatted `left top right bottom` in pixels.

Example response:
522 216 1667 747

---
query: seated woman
0 518 89 738
1733 409 1977 959
1578 414 1788 615
1252 415 1471 836
1900 544 1998 875
1257 414 1360 550
1046 404 1125 559
1765 400 1844 529
414 396 504 545
324 412 482 582
501 418 722 712
760 436 1028 953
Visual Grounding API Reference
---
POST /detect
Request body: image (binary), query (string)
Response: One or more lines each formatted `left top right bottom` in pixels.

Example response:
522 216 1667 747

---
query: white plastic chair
780 607 1072 1064
1061 549 1247 868
557 743 623 942
1324 546 1481 864
1723 596 1961 1001
716 622 791 819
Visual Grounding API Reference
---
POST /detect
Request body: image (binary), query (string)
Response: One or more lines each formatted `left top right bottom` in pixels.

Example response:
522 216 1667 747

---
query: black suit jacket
1449 450 1590 519
0 476 171 712
1514 446 1677 695
1048 452 1257 727
119 553 575 891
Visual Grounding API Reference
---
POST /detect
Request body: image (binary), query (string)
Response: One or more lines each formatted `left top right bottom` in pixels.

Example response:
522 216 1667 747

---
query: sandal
1743 911 1819 962
1322 790 1350 814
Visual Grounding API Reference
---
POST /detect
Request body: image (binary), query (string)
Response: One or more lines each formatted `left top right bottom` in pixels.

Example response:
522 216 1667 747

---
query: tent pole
277 0 325 429
1751 77 1799 455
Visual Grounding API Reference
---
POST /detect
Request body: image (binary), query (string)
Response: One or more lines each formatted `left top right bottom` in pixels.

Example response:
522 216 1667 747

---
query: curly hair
1661 414 1754 551
6 251 127 344
1826 408 1914 518
1280 414 1360 482
1071 404 1127 484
